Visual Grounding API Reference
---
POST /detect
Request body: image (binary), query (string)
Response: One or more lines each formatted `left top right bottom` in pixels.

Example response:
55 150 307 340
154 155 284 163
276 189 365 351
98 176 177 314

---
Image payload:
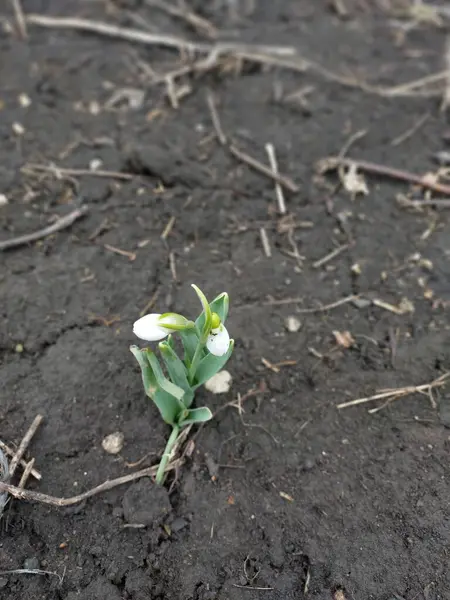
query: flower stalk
131 284 233 485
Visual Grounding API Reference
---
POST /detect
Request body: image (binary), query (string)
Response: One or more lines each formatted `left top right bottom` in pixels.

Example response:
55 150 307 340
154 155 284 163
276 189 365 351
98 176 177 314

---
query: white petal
206 324 230 356
133 313 172 342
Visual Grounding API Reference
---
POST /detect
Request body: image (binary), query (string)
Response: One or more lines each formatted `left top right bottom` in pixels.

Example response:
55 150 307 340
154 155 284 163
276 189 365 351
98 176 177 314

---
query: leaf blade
193 339 234 389
159 341 195 407
180 406 213 426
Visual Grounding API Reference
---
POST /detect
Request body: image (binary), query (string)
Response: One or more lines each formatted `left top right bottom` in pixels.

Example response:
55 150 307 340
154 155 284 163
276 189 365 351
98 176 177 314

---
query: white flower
133 313 177 342
206 323 230 356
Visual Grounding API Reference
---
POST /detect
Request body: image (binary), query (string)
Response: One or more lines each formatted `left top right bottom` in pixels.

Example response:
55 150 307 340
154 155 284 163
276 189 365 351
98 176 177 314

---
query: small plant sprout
131 284 234 485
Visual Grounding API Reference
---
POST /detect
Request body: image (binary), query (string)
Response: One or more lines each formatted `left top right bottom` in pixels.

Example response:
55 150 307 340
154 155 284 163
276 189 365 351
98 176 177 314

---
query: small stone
284 316 301 332
205 370 232 394
170 517 188 532
0 194 8 206
0 578 7 588
102 432 124 455
23 557 40 570
351 262 361 275
12 122 25 136
89 158 103 171
89 101 101 115
122 479 171 526
302 458 315 471
351 297 371 309
18 93 31 108
15 343 24 353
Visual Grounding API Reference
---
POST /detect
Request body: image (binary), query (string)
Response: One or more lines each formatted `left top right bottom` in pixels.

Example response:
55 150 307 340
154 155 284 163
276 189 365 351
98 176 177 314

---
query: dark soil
1 1 450 599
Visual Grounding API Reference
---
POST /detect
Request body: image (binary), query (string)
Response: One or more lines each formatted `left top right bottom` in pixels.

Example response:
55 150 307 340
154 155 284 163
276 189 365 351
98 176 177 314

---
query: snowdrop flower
133 313 190 342
206 313 230 356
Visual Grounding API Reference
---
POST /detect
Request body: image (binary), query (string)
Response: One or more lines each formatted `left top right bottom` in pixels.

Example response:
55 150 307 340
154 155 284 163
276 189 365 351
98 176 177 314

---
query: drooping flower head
206 312 230 356
133 313 192 342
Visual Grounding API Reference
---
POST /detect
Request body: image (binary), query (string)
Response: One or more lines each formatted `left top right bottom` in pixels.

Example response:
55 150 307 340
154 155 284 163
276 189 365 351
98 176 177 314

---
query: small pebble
205 370 232 394
302 458 315 471
18 93 31 108
284 316 301 332
170 517 188 532
23 557 40 570
89 158 103 171
0 194 8 206
102 432 124 455
12 122 25 136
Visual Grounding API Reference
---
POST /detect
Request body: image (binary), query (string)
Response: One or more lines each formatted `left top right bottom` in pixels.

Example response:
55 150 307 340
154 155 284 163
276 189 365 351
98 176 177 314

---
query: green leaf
178 327 203 366
130 345 158 398
210 292 229 323
144 350 186 404
192 284 212 336
179 406 213 426
130 346 179 425
152 389 183 425
196 292 229 334
166 334 176 351
159 341 195 408
192 339 234 390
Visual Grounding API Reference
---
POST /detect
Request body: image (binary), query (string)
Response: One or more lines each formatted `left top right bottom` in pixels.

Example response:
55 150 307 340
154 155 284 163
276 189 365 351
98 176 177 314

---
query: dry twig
22 163 134 180
318 156 450 196
0 442 41 480
264 294 357 311
337 372 449 411
265 143 287 214
11 0 27 38
143 0 218 38
0 207 88 252
259 228 272 257
25 15 294 58
0 460 182 507
8 415 43 479
206 93 298 192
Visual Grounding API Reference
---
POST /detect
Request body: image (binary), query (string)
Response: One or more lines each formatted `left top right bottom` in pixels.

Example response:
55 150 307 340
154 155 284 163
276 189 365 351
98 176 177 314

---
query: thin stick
318 156 450 196
259 228 272 257
390 113 430 147
143 0 218 39
337 373 449 410
18 459 35 489
230 144 298 192
104 244 136 261
232 584 274 591
11 0 27 38
399 197 450 208
25 15 294 57
265 143 286 214
140 288 160 317
205 94 298 192
0 569 63 583
264 293 357 311
22 163 134 180
8 415 43 479
169 251 178 281
312 243 350 269
0 460 182 506
161 215 176 240
0 442 41 480
0 207 88 252
206 92 227 145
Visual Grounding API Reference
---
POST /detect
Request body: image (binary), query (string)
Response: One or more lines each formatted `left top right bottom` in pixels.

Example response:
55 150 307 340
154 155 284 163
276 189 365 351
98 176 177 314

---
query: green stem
188 336 206 385
155 424 180 485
